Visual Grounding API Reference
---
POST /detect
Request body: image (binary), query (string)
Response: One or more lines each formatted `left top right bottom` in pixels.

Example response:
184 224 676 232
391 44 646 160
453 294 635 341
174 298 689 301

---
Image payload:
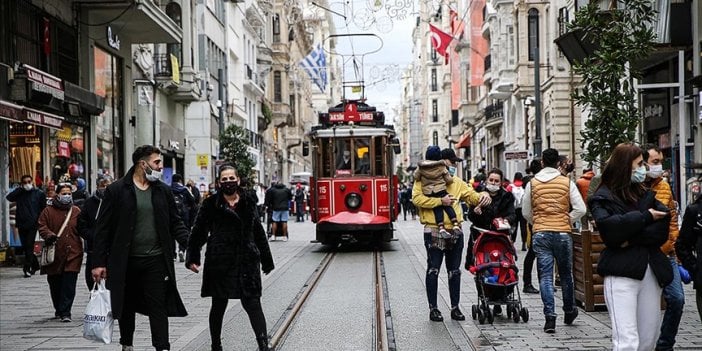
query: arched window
165 2 182 26
432 131 439 146
527 8 539 62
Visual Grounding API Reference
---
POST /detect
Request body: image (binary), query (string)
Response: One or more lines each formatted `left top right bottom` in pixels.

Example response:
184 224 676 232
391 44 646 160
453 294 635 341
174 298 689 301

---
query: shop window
94 46 124 180
274 71 282 102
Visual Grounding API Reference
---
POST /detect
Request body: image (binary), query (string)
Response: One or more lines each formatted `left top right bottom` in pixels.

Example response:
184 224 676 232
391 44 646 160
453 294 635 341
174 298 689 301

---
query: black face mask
220 181 239 195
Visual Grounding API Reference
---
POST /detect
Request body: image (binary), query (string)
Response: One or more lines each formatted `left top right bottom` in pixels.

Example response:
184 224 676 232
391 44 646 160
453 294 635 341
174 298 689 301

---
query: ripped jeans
424 229 464 310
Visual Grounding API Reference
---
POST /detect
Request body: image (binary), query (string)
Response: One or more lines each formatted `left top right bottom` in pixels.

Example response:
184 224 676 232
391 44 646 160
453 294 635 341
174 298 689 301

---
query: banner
300 44 327 93
450 9 465 110
469 0 488 86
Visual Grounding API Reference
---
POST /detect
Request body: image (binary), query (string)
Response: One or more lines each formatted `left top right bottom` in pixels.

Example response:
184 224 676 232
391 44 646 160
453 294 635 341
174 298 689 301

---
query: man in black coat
92 145 190 351
171 173 196 262
77 177 111 290
264 181 292 240
6 175 46 277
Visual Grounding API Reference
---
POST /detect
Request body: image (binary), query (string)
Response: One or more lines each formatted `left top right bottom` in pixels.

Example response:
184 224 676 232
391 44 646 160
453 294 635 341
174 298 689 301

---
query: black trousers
209 297 267 347
522 229 536 286
84 252 94 291
119 255 170 350
47 271 79 318
18 227 39 270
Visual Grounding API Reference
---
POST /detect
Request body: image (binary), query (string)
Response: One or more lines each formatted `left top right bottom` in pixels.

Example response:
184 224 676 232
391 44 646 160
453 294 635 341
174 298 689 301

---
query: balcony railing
484 102 503 120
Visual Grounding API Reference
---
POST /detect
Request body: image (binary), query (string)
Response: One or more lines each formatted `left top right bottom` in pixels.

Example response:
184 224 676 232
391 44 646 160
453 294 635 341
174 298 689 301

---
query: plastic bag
83 280 113 344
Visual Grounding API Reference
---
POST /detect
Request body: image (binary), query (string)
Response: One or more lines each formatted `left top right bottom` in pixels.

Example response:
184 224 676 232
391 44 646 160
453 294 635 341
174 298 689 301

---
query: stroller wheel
477 309 485 324
520 307 529 323
512 306 520 323
471 305 478 320
506 304 512 318
484 306 494 324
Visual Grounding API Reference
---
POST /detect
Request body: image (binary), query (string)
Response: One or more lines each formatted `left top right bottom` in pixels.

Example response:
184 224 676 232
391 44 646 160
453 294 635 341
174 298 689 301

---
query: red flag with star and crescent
429 24 452 61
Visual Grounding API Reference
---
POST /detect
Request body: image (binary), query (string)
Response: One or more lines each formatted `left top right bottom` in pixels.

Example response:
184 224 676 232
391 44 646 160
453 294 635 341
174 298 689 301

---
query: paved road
0 219 700 350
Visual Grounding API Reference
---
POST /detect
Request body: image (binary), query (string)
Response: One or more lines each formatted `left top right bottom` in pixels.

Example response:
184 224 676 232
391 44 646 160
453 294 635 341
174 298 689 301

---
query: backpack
173 192 187 219
511 185 524 209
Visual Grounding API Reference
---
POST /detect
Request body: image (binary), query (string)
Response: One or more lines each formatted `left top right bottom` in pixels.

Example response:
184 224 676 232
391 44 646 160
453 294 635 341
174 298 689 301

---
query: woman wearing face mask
37 183 83 322
465 168 516 315
77 177 112 290
588 143 672 351
186 165 275 351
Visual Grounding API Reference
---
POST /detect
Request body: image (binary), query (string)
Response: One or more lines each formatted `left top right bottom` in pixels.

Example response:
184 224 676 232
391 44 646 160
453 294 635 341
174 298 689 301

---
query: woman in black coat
675 193 702 321
588 143 672 351
186 165 274 351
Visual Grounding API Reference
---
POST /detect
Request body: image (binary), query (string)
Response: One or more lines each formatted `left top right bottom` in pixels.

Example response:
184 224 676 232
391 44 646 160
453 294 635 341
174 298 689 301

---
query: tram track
268 248 395 351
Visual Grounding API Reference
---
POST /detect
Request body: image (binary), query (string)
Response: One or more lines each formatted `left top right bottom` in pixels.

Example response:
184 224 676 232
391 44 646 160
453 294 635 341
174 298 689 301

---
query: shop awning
64 81 105 115
0 100 24 123
455 133 471 149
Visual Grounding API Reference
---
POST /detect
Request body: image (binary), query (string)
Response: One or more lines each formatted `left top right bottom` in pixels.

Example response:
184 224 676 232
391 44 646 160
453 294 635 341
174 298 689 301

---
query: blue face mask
631 165 646 183
448 166 457 176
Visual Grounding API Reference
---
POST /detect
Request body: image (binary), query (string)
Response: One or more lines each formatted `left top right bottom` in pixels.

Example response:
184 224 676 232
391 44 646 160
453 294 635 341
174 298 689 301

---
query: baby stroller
467 221 528 324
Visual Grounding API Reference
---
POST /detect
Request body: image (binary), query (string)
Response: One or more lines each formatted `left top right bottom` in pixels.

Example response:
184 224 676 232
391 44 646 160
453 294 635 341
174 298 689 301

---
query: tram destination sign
503 150 529 160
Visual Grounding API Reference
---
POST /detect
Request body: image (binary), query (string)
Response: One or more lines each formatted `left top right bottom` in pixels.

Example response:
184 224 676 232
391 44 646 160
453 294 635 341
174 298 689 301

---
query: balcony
244 64 265 96
78 0 182 43
271 102 291 127
484 102 504 128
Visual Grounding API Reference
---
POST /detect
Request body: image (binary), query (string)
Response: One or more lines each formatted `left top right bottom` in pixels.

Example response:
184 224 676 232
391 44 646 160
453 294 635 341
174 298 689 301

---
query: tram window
374 136 386 176
320 139 333 177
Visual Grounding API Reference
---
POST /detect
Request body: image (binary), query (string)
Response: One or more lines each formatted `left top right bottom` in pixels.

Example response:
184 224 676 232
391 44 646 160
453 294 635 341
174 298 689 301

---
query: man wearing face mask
6 174 46 277
77 177 112 290
522 148 586 333
643 144 684 351
92 145 190 351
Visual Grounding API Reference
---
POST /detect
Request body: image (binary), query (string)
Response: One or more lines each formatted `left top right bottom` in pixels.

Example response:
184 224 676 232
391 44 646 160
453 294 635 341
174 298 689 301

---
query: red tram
302 100 401 246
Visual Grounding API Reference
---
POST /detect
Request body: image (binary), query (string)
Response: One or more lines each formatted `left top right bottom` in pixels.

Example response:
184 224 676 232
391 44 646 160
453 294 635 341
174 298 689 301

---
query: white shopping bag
83 280 114 344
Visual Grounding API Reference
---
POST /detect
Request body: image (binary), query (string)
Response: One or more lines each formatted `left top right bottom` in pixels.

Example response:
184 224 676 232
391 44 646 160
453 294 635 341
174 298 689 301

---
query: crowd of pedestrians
5 141 702 351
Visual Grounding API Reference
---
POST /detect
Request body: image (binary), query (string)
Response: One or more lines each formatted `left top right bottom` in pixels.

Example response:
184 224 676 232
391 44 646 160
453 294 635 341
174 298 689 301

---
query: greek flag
300 44 327 93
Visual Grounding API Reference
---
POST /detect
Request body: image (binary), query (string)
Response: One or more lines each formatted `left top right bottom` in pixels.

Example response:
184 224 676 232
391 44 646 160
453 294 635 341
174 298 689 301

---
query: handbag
83 280 114 344
40 207 73 267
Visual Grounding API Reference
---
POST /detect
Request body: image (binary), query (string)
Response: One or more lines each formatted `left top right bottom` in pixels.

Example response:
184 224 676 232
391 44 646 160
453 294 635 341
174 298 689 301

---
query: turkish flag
429 24 452 61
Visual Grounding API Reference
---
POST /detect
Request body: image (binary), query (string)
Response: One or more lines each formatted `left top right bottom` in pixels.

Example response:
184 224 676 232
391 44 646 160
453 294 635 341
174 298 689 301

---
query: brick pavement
0 219 701 350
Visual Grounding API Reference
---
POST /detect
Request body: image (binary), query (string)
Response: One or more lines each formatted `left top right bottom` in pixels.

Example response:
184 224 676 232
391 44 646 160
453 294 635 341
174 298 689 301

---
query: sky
320 0 418 124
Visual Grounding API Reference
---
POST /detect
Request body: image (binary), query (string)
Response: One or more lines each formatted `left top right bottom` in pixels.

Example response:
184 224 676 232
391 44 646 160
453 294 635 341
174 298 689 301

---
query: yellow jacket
412 176 481 229
648 178 679 256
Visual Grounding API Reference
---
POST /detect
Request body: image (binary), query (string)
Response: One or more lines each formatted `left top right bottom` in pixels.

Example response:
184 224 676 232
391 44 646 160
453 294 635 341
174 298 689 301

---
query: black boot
257 334 270 351
211 341 223 351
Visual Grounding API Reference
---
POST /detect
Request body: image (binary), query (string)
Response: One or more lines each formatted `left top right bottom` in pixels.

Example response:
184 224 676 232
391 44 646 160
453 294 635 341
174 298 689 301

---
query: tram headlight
345 192 362 210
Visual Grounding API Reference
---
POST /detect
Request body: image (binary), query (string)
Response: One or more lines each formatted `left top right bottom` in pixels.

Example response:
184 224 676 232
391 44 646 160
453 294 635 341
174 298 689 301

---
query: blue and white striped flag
300 44 327 93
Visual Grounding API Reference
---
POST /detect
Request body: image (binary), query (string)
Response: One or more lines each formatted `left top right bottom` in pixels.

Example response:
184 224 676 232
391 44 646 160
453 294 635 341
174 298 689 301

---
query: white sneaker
438 228 452 239
283 236 289 242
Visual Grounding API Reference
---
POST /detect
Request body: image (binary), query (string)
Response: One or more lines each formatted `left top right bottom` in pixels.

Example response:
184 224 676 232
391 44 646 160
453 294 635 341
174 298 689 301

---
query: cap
441 148 463 162
425 146 442 161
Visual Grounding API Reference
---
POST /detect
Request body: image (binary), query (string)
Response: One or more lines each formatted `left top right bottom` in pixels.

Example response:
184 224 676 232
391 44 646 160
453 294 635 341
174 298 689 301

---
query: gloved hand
678 264 692 284
45 235 58 246
262 263 274 275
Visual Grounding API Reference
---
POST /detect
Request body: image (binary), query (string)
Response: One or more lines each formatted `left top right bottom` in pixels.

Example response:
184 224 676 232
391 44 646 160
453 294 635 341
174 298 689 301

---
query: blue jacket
6 187 46 230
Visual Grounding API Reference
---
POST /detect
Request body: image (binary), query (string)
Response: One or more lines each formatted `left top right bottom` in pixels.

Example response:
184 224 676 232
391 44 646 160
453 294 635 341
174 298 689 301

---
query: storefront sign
197 154 209 167
24 64 64 101
0 100 23 122
24 107 63 130
107 26 121 50
642 91 669 131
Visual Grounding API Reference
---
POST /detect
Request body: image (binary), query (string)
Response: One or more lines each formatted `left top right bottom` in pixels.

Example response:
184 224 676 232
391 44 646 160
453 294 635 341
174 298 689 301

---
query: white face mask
143 162 162 182
486 184 500 193
23 183 33 191
647 164 663 178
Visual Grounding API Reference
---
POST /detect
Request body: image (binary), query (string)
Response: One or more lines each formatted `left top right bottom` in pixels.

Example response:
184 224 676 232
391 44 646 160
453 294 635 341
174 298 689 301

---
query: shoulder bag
40 207 73 267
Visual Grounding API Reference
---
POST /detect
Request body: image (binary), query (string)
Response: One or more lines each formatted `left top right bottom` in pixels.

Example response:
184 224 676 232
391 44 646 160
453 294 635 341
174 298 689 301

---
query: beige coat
415 160 453 195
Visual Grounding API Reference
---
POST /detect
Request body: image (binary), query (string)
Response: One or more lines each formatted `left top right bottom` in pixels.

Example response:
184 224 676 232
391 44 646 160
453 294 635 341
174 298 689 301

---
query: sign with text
504 150 529 161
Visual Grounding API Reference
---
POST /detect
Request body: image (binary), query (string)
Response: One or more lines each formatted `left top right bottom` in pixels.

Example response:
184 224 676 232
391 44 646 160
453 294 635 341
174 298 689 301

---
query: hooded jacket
576 171 595 202
412 175 480 229
645 177 679 256
414 160 453 195
522 167 586 232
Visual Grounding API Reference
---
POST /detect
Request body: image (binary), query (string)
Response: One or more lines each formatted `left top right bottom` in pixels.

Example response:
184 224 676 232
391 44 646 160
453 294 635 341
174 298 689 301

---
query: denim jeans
424 230 464 309
656 256 685 351
532 231 575 317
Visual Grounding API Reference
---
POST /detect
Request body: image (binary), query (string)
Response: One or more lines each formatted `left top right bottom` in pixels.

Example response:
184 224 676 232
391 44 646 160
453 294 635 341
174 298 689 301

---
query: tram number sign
503 150 529 160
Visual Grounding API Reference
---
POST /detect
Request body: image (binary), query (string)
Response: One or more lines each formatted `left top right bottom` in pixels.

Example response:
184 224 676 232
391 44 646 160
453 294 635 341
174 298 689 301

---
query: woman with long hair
186 165 275 351
37 183 83 322
588 143 672 350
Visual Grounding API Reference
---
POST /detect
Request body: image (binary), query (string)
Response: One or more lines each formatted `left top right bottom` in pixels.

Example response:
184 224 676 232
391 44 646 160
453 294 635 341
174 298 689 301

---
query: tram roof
309 126 395 138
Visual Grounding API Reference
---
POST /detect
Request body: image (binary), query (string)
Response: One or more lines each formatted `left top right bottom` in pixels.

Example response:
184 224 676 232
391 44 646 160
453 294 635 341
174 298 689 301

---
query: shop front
160 121 186 184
